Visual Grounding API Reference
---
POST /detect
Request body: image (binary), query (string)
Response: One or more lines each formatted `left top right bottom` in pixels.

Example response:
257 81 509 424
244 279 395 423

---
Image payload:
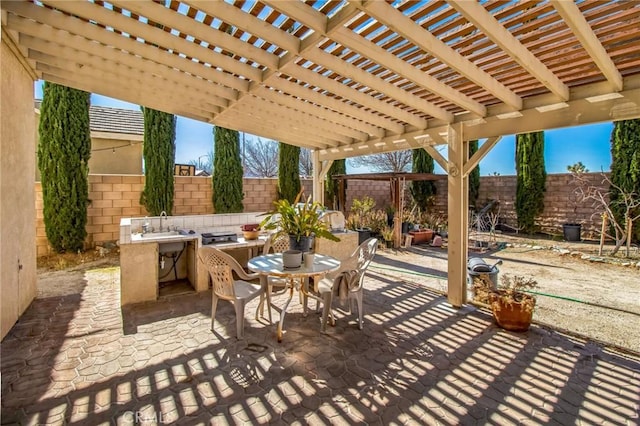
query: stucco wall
1 40 37 340
88 137 143 175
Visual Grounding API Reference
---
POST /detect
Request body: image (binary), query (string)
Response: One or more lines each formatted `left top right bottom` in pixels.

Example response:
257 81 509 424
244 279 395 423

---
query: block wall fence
35 173 607 257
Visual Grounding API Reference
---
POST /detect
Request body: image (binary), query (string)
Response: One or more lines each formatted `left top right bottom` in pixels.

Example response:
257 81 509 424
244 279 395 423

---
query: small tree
140 107 176 216
244 137 278 177
574 172 640 257
610 119 640 241
349 150 412 172
410 148 436 210
38 82 91 252
278 142 301 202
325 159 346 210
213 127 244 212
515 132 546 233
469 140 480 208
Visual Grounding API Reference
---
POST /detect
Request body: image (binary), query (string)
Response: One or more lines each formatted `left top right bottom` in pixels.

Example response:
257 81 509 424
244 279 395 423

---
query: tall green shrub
140 108 176 216
38 82 91 253
469 140 480 208
325 159 346 209
515 132 546 233
410 149 436 210
610 119 640 240
278 143 301 202
212 127 244 213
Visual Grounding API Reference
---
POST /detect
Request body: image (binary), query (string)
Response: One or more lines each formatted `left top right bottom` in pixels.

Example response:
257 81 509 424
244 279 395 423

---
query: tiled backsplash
120 213 265 244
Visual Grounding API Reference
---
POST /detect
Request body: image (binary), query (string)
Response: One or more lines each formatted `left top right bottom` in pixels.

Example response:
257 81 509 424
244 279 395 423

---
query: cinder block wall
35 172 609 256
343 173 608 238
36 176 314 256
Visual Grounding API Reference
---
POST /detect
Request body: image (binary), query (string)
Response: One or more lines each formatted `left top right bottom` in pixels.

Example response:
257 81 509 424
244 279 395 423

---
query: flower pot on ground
260 190 340 253
473 274 538 332
562 223 582 242
408 229 434 244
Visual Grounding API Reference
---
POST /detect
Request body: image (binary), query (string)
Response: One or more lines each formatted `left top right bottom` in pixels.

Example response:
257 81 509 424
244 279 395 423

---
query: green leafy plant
380 226 394 242
38 82 91 253
411 148 436 209
277 142 301 203
473 274 538 313
348 196 376 229
516 131 546 233
260 190 340 243
213 126 244 213
140 107 176 216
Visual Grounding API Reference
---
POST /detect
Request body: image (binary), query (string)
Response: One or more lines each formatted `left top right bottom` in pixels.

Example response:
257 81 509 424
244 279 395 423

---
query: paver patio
1 257 639 425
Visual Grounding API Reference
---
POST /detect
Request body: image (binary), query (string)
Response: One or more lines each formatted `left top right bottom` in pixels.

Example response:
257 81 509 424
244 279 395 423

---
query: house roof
35 100 143 136
8 1 640 161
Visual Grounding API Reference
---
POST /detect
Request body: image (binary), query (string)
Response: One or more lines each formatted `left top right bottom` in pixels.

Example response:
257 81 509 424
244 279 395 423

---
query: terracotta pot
490 292 535 332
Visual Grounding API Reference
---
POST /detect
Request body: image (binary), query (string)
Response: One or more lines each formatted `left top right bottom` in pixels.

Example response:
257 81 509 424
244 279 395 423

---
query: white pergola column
447 124 469 307
311 150 333 205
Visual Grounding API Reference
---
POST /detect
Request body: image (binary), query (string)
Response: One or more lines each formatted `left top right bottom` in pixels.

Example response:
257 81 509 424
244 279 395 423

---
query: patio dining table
247 253 340 342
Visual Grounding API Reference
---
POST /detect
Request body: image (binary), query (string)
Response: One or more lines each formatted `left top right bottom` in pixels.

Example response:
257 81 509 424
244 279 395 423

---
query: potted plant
260 190 340 252
380 226 394 248
473 274 538 332
348 196 375 244
563 162 588 241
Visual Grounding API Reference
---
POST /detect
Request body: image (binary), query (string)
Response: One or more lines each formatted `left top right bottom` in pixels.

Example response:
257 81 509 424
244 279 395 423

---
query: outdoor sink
158 241 185 254
141 231 180 238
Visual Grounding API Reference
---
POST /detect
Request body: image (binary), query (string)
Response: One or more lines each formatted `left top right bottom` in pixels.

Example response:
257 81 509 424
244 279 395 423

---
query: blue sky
36 82 613 176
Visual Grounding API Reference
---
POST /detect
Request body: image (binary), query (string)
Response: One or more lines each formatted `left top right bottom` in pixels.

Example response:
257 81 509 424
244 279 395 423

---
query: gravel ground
371 235 640 354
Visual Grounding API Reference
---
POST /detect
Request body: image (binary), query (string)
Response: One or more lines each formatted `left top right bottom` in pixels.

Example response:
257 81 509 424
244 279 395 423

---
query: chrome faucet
160 211 168 232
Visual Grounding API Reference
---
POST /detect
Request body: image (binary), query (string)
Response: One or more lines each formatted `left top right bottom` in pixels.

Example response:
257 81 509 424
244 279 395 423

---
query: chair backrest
334 237 378 292
353 237 378 274
198 247 244 299
263 233 290 254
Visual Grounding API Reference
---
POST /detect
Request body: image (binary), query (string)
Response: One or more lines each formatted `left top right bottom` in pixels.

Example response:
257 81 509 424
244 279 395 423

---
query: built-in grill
201 231 238 245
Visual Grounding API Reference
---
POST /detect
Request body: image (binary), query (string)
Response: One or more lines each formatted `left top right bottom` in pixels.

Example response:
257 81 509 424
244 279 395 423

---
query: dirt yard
370 234 640 354
35 236 639 353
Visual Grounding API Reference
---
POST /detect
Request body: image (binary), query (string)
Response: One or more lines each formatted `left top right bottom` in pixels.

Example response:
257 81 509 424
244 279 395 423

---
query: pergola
2 0 640 308
331 172 447 246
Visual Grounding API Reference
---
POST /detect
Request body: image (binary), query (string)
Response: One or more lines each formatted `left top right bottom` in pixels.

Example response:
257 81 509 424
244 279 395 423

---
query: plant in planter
348 196 376 244
473 274 538 332
260 190 340 252
380 226 394 248
563 162 588 241
401 209 416 234
367 209 387 239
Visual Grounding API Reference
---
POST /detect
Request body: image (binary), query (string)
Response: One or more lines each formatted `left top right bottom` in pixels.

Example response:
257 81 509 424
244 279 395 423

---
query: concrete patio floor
1 257 639 425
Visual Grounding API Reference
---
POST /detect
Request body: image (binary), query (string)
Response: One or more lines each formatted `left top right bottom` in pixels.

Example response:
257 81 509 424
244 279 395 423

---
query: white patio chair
198 247 271 339
316 237 378 331
256 233 294 318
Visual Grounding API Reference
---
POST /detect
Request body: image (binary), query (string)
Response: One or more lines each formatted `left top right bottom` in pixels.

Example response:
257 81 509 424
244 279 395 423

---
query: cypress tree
410 148 436 210
469 140 480 208
610 119 640 240
515 131 546 233
325 159 346 209
213 127 244 212
278 143 301 202
38 82 91 253
140 108 176 216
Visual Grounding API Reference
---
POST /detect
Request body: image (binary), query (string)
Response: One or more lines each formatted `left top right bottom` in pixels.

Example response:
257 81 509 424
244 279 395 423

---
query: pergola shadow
2 268 639 424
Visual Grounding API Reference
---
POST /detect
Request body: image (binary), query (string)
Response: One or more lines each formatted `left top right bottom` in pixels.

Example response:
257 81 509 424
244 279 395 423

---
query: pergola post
447 124 468 307
312 150 333 205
